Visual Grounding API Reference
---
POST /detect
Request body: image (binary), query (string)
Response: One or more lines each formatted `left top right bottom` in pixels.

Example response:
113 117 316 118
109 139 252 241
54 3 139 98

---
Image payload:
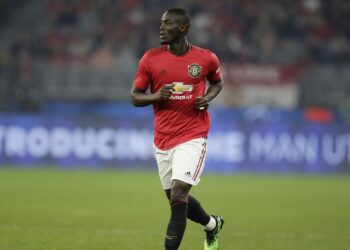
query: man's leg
165 189 212 227
164 180 191 250
165 189 223 250
162 138 224 249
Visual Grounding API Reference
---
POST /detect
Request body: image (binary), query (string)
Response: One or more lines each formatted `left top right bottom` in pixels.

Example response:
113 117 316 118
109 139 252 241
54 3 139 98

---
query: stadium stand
0 0 349 120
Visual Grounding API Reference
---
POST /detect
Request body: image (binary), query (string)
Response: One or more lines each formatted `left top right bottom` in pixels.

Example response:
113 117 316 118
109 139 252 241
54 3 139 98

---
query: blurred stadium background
1 0 350 249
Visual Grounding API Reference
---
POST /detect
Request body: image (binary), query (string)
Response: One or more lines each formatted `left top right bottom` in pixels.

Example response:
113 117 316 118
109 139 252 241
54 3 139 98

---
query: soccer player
130 8 224 250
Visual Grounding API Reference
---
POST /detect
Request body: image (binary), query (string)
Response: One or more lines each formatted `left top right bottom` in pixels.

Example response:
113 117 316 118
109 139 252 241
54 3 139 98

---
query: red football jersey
133 45 222 150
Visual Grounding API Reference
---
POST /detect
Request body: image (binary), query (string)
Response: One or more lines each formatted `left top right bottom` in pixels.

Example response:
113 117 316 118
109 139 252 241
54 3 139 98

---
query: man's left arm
195 79 223 110
195 51 223 110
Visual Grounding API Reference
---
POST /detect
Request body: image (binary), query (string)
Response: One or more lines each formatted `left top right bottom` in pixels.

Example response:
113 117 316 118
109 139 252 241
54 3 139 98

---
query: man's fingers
159 85 174 100
195 96 208 105
164 84 175 91
195 96 203 104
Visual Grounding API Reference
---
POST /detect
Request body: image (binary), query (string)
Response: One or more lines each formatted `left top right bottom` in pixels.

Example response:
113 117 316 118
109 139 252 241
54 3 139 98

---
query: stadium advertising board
0 114 349 173
220 64 303 108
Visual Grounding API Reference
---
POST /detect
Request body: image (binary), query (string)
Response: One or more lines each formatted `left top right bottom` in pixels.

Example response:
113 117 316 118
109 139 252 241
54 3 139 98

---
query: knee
170 189 187 204
170 181 191 204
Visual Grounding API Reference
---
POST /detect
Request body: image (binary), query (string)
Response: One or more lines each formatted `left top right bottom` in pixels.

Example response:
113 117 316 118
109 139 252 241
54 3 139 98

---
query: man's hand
157 84 175 100
195 96 209 111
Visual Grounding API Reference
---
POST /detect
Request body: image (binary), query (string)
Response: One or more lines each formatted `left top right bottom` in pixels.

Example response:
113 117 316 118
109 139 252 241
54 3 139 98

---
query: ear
180 23 190 34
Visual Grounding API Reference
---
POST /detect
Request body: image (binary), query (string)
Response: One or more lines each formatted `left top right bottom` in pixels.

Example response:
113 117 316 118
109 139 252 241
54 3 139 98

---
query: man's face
159 12 185 45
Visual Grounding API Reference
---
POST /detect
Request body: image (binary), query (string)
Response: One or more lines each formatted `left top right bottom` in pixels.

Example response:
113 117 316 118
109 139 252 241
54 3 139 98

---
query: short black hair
165 8 190 25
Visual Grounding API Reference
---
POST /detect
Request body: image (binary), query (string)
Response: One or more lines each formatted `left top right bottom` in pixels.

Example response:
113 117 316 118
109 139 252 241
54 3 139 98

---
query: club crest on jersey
188 63 202 78
172 82 193 94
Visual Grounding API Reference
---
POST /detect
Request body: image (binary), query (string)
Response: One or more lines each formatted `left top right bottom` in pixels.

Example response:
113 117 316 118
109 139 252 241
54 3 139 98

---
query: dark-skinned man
131 8 224 250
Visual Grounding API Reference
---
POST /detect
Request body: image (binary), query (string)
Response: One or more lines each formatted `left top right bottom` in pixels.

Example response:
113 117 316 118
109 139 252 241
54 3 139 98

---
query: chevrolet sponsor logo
172 82 193 94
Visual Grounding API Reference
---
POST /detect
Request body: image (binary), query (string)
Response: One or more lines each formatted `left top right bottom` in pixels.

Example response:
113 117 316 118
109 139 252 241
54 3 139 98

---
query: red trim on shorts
193 141 207 181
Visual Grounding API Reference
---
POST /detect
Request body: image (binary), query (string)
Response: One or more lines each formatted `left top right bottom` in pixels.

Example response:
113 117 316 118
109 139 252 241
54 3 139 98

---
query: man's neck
168 38 189 56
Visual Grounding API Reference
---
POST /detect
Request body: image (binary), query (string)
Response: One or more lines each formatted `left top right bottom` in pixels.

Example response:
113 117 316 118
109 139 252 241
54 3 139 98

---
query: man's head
160 8 190 45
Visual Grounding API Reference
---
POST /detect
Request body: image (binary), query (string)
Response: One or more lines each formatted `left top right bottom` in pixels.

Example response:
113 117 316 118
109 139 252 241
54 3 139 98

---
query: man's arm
195 79 223 110
130 84 175 107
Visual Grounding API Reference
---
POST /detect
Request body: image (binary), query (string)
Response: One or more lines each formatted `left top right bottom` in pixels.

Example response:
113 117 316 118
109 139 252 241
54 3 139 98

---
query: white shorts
153 137 207 190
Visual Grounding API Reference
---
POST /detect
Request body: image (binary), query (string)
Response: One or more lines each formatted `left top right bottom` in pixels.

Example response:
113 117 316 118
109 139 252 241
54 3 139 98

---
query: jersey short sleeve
133 52 151 90
206 51 222 83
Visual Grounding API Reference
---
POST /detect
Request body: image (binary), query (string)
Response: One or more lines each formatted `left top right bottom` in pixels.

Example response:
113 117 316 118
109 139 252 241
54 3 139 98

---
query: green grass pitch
0 168 350 250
